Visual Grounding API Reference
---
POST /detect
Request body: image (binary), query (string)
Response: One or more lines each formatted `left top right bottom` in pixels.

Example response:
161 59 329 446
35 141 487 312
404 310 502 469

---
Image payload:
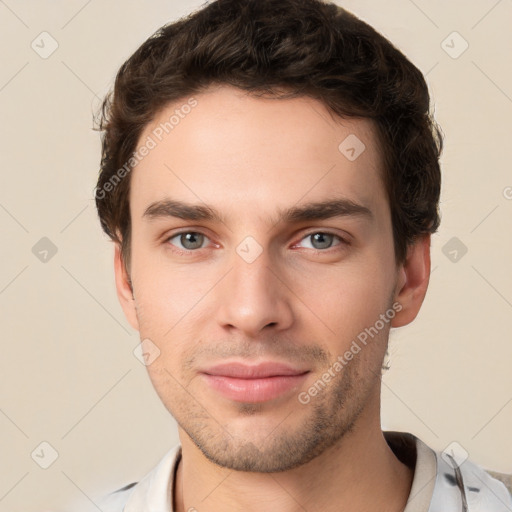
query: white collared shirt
97 431 512 511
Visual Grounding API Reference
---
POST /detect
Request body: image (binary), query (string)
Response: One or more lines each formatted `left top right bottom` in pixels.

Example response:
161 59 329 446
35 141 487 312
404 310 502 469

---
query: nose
214 247 294 337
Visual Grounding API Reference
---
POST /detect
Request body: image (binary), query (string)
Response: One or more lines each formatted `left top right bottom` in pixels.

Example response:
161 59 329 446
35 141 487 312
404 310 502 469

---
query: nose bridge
233 248 276 294
215 243 293 335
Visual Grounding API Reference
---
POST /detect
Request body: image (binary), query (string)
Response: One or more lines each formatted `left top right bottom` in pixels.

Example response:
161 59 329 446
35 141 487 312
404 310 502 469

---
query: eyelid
292 230 351 250
164 228 351 254
164 229 215 252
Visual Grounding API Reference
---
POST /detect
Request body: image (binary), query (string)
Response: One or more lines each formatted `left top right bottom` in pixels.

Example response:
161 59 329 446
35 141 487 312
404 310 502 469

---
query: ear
391 234 431 328
113 243 139 332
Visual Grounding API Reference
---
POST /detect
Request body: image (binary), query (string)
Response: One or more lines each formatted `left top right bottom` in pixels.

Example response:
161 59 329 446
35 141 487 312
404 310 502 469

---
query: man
94 0 512 510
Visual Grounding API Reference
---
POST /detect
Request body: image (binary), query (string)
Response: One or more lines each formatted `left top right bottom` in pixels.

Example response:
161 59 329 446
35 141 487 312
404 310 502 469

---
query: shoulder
385 431 512 511
430 445 512 511
484 470 512 495
96 444 182 511
96 482 138 512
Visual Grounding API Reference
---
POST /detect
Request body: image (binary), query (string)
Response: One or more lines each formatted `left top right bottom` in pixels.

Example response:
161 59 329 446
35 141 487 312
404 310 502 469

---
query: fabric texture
97 432 512 511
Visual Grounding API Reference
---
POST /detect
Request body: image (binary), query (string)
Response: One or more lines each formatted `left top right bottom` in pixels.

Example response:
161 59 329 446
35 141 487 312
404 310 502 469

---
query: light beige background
0 1 511 511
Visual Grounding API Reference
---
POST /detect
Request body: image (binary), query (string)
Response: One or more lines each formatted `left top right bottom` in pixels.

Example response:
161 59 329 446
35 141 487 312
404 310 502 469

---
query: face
115 84 428 472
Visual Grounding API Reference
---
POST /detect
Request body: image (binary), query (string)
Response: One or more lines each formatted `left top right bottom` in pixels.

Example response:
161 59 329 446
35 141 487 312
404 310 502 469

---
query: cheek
131 248 208 333
131 260 211 373
292 260 396 363
296 254 392 317
143 357 188 419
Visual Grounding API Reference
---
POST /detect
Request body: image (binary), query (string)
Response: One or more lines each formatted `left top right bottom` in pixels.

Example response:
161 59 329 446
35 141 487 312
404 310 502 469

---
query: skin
114 84 431 511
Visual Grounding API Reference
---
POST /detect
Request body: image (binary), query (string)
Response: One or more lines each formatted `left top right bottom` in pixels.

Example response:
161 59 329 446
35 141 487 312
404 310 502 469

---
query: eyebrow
142 197 373 225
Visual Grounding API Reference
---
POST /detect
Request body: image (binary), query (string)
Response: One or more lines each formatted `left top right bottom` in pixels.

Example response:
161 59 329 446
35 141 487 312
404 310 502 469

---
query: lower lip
201 373 309 403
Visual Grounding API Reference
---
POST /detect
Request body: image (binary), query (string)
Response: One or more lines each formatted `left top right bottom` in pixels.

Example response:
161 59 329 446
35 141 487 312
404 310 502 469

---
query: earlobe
113 244 139 332
391 235 431 328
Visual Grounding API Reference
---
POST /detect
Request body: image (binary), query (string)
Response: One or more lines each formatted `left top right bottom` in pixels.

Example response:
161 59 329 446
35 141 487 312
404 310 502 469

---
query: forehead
130 85 387 225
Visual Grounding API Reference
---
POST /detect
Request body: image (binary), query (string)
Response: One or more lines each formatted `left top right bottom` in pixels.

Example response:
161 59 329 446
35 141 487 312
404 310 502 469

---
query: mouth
199 362 310 403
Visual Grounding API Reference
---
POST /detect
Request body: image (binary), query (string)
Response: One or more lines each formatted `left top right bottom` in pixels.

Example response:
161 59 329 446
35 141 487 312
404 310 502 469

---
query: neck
174 404 413 512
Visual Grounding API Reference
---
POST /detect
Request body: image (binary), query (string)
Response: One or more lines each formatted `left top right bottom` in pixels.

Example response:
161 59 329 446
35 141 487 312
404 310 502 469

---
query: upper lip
201 362 309 379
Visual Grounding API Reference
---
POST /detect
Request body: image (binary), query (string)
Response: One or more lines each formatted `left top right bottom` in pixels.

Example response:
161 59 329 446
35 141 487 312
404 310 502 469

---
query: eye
164 230 348 254
296 232 346 251
166 231 210 251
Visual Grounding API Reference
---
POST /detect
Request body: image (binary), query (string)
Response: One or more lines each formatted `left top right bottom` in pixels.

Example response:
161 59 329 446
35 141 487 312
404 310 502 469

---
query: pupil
313 233 331 249
183 232 202 249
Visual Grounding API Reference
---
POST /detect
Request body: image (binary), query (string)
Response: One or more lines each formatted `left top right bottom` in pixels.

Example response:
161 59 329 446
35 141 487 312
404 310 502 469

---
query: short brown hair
95 0 442 271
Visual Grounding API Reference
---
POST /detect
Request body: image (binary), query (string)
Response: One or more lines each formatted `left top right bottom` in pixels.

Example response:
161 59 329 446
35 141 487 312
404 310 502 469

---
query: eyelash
163 230 350 255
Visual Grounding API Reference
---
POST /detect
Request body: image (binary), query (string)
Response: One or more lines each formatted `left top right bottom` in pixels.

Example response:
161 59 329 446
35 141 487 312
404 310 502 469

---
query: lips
203 362 307 378
200 362 310 403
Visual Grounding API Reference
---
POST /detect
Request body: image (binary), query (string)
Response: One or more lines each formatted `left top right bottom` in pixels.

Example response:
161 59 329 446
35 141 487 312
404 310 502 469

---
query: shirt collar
124 432 437 511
